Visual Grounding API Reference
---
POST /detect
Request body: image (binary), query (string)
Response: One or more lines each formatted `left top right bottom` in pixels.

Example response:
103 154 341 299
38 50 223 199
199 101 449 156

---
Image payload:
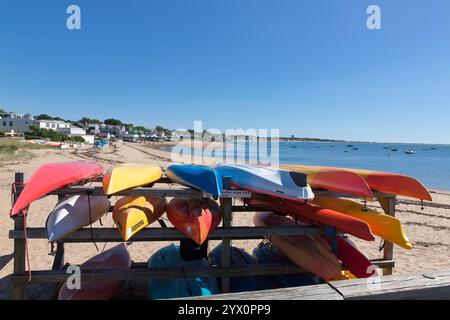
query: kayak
209 244 273 292
252 242 322 288
246 198 375 241
113 196 167 241
11 161 103 216
253 212 345 281
215 164 314 201
103 165 162 195
46 195 110 241
147 244 219 299
280 164 373 199
343 167 432 201
166 164 223 196
312 196 412 249
322 235 377 279
167 198 222 245
58 243 131 300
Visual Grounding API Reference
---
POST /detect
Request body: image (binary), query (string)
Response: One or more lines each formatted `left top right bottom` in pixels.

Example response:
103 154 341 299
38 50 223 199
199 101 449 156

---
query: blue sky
1 0 449 143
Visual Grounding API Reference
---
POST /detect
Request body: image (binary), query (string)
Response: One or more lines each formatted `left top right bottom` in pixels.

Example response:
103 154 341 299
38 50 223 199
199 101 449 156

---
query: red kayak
167 198 222 245
322 235 377 278
11 161 104 217
58 243 131 300
246 198 375 241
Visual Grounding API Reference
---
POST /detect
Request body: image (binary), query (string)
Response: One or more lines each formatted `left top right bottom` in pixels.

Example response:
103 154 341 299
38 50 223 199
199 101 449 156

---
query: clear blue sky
1 0 449 143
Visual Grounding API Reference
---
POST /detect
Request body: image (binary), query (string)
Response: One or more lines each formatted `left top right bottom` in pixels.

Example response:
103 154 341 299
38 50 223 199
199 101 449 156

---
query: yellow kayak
311 196 412 250
103 165 162 195
113 196 167 240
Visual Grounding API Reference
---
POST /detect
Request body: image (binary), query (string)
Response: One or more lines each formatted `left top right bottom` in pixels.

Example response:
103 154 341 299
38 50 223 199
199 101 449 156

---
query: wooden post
220 177 232 293
380 196 396 275
12 172 26 300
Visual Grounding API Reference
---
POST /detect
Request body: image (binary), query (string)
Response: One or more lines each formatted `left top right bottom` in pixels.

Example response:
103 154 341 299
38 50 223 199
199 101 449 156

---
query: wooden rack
9 172 396 300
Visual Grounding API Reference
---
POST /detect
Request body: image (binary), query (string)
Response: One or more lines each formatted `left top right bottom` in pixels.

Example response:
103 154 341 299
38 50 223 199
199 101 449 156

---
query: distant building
100 124 126 137
0 112 36 133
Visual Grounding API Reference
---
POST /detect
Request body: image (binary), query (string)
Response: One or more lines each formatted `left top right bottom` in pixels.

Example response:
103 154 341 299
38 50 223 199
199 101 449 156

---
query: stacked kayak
59 243 131 300
209 244 273 292
113 196 167 241
46 195 110 241
166 164 223 196
167 198 222 245
215 164 314 201
103 165 162 195
147 244 219 299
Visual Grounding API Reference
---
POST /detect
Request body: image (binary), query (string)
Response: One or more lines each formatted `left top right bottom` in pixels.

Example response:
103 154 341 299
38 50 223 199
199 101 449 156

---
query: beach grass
0 138 54 163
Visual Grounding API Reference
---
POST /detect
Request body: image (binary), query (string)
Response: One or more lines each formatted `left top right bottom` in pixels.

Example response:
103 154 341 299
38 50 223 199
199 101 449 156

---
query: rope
87 194 99 251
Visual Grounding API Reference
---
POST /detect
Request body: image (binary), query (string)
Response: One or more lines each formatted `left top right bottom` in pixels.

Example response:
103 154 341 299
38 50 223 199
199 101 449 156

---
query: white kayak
215 164 314 201
46 195 111 241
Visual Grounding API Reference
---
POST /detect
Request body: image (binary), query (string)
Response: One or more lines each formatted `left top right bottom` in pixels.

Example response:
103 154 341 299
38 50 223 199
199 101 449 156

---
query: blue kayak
147 244 220 299
252 242 323 288
166 164 223 196
209 244 273 292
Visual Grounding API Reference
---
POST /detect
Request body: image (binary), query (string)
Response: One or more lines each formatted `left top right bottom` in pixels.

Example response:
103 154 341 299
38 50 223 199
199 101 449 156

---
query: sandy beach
1 141 449 299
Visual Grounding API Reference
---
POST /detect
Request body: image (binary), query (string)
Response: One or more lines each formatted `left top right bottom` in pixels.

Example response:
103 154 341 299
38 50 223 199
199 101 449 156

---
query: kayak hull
103 165 162 195
147 244 219 299
11 161 103 216
312 196 412 249
216 164 314 201
113 196 167 241
46 195 110 241
280 164 373 198
210 244 273 292
253 212 345 281
166 164 223 196
167 198 222 245
246 198 375 241
58 243 131 300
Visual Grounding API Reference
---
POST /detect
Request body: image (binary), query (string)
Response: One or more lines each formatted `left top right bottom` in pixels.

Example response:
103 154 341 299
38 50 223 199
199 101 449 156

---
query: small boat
59 243 131 300
46 195 110 241
291 145 297 149
11 161 103 216
346 145 354 148
147 244 219 299
391 147 398 151
113 196 167 241
103 165 162 195
382 146 390 150
210 244 273 292
215 164 314 201
167 198 222 245
405 149 416 154
166 164 223 196
352 147 359 151
430 147 437 150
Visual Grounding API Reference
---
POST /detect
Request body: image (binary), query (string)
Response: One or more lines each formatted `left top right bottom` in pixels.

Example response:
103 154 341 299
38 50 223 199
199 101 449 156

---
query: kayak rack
9 172 397 300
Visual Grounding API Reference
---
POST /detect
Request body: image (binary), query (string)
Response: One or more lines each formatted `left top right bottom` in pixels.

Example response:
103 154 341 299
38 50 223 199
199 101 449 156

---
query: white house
0 113 36 132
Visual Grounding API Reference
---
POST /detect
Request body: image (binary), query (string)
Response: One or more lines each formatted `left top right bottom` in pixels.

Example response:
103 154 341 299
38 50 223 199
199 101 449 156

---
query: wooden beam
11 263 306 284
380 196 396 275
220 177 232 293
330 269 450 300
184 269 450 300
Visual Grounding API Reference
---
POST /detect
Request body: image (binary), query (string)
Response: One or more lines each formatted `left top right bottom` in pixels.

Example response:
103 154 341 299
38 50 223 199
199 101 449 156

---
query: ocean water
162 142 450 190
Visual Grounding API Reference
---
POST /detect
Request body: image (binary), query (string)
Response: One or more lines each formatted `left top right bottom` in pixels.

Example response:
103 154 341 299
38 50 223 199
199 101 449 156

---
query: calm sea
162 142 450 190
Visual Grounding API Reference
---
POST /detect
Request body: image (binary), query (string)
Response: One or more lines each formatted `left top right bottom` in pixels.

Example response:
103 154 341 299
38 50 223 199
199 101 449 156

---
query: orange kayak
58 243 131 300
280 165 373 199
282 165 431 201
253 212 345 281
343 168 432 201
167 198 222 245
246 198 375 241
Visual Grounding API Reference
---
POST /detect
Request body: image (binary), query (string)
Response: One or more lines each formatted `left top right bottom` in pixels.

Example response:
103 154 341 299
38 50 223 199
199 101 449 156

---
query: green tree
155 125 164 133
104 118 122 126
36 114 54 120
